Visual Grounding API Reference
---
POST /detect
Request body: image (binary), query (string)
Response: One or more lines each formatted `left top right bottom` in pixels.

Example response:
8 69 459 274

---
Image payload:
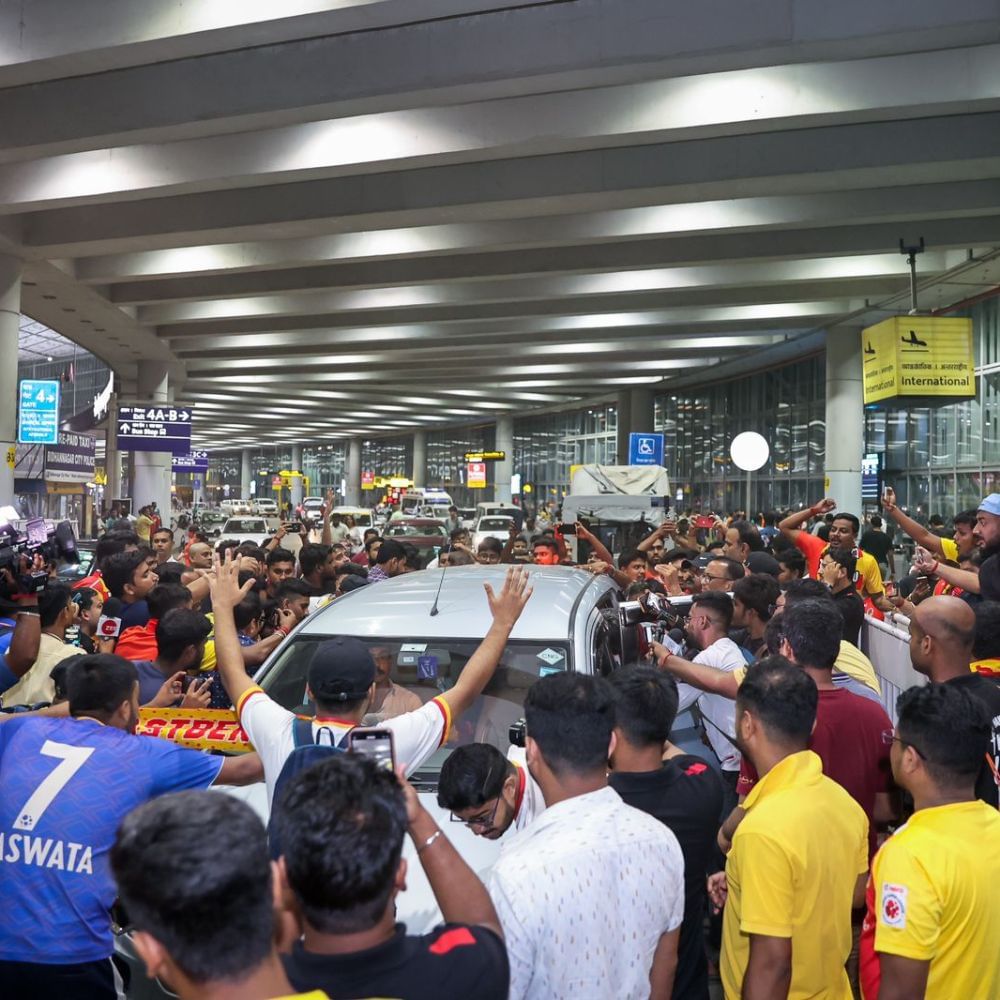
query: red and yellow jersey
860 800 1000 999
971 658 1000 678
796 532 885 597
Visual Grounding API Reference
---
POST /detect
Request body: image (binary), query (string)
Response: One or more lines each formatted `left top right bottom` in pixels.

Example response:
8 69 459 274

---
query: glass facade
205 297 1000 518
655 356 826 514
865 297 1000 521
16 352 112 426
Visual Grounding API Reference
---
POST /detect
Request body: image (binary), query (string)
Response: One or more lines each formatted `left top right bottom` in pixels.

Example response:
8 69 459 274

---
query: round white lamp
730 432 770 518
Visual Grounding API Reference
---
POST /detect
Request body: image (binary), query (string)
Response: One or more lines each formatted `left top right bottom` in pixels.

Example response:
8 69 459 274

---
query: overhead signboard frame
117 404 193 454
862 316 975 405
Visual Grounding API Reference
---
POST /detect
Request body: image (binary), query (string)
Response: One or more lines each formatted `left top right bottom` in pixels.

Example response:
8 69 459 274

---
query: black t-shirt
944 673 1000 808
610 755 724 1000
979 550 1000 602
859 529 892 564
283 922 509 1000
833 586 865 647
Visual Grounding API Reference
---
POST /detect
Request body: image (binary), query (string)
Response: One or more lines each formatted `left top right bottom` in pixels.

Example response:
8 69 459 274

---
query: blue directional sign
117 405 193 454
18 380 61 445
628 432 665 467
172 450 209 473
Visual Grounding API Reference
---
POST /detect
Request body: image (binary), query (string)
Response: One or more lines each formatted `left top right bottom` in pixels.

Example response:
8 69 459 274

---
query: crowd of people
0 486 997 999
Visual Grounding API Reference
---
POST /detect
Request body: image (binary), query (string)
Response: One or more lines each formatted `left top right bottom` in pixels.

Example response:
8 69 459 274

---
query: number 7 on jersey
14 740 95 831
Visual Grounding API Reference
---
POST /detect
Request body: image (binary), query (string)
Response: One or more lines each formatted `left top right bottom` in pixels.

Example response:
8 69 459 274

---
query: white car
252 498 278 516
301 496 325 520
472 514 515 550
227 565 620 931
218 517 273 547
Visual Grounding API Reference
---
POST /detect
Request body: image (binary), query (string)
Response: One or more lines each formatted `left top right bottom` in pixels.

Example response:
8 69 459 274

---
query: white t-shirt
236 686 451 805
507 746 544 833
676 636 745 771
490 785 684 1000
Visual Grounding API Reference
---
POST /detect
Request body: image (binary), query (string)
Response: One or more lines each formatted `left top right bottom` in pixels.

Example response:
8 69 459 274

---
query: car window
387 522 447 537
224 519 266 533
259 635 572 786
478 517 513 530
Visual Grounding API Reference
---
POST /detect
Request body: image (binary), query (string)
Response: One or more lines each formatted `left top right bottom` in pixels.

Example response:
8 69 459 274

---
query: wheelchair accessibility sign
628 432 664 466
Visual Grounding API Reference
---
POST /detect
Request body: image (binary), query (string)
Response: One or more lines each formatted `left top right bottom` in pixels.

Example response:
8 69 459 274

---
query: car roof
297 565 616 642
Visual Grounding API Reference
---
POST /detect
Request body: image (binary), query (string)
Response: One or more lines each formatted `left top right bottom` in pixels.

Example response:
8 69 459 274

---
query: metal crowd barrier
861 613 924 725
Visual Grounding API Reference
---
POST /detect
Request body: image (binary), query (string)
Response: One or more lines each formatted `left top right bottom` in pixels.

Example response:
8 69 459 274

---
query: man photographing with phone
209 554 534 807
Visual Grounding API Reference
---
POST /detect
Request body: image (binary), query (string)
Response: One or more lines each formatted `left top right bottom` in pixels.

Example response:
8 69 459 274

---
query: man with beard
914 494 1000 602
0 656 261 998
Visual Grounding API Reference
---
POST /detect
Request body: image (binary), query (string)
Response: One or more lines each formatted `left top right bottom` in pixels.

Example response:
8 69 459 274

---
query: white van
332 506 375 529
400 489 454 515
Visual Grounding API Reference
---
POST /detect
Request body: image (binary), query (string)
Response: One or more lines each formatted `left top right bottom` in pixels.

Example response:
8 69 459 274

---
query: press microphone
96 598 124 640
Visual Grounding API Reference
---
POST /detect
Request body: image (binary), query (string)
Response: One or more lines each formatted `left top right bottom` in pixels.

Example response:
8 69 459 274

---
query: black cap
307 637 376 702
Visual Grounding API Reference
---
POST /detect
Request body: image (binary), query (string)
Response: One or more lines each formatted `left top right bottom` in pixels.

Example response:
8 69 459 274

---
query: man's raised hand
484 566 533 629
209 550 255 610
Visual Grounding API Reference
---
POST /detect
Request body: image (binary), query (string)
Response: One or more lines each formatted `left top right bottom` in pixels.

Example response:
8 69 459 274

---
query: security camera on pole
730 432 769 520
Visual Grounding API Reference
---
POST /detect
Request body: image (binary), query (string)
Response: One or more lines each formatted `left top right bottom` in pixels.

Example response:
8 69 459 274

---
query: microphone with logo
95 597 124 650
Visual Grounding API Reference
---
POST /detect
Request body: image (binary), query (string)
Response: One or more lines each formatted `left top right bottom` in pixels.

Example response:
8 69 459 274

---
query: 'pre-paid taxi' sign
862 316 975 404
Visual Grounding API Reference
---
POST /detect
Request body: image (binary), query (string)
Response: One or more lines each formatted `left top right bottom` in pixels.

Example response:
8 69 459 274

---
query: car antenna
429 561 447 617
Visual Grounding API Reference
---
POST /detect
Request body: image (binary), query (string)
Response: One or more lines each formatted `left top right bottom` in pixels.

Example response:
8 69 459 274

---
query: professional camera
509 718 527 748
618 590 688 649
619 590 684 629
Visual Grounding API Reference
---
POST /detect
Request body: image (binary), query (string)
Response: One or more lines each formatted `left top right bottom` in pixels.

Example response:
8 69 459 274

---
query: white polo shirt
490 785 684 1000
676 636 745 772
236 686 451 805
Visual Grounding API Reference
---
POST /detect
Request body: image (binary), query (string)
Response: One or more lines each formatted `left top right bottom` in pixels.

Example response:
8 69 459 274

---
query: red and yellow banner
137 707 254 753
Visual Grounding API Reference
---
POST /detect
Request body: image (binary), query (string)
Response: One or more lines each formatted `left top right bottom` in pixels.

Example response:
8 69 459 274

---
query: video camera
0 510 79 603
618 590 686 646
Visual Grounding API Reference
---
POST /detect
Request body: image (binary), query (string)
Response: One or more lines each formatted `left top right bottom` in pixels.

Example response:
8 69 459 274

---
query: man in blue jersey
0 654 262 999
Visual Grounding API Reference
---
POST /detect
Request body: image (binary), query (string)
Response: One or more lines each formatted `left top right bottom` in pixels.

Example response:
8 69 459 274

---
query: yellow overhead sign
862 316 975 404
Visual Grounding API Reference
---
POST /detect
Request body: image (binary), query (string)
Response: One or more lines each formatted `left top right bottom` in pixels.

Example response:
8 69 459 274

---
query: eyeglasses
685 613 723 628
889 735 927 759
699 572 729 582
449 765 503 831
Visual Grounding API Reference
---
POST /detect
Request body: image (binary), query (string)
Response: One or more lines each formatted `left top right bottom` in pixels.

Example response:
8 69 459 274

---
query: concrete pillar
290 444 304 507
346 437 362 506
616 388 656 465
131 361 173 520
630 388 655 434
241 447 252 500
105 392 121 507
494 415 514 503
0 255 22 507
615 390 632 464
825 326 864 515
412 431 427 489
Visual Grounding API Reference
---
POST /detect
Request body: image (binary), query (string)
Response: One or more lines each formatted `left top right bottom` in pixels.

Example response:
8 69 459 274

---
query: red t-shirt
737 687 893 858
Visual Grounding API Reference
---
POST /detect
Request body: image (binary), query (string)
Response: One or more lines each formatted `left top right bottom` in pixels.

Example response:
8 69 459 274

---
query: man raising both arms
210 553 533 805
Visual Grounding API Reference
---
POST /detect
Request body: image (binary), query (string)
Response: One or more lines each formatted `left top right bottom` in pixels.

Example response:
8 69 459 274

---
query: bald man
908 595 1000 807
187 541 213 570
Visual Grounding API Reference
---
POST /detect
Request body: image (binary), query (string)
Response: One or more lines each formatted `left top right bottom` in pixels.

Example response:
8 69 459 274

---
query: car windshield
258 635 572 787
478 518 512 531
387 522 447 537
223 519 267 533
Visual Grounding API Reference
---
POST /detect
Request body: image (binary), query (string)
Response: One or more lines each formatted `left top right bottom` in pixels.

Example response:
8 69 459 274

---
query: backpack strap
291 716 315 749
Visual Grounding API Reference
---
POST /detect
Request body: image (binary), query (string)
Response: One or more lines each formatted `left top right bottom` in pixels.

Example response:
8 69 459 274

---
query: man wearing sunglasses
438 742 544 840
